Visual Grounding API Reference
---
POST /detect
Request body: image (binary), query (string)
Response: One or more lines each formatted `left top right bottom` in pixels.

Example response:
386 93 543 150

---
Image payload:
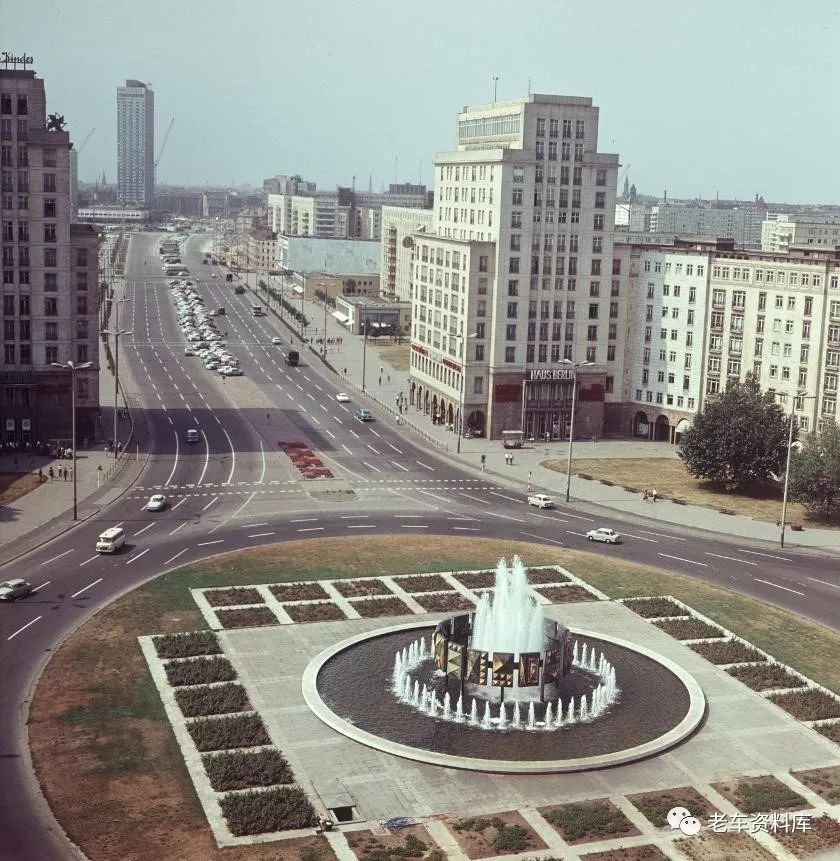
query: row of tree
257 280 309 328
679 375 840 519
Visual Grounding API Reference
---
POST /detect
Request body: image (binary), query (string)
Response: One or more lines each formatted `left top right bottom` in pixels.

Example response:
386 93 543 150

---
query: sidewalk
277 287 840 552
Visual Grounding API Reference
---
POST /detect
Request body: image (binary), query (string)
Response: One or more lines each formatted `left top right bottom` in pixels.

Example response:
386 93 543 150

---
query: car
211 272 218 278
586 527 622 544
355 408 373 421
0 578 33 601
145 494 167 512
272 337 282 345
225 367 243 376
335 392 351 403
184 347 195 356
186 428 199 443
527 493 555 509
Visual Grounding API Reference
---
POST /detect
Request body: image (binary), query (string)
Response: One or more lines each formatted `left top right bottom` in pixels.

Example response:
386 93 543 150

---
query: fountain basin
303 622 706 774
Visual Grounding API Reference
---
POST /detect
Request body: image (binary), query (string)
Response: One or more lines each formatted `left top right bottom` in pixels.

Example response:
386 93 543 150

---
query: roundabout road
2 233 840 860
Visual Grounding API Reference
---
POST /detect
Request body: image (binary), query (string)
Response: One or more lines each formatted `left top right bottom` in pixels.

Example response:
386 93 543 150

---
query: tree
678 374 793 490
788 423 840 520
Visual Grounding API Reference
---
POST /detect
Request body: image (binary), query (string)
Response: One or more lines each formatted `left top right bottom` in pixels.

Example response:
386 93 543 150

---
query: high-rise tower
117 79 154 206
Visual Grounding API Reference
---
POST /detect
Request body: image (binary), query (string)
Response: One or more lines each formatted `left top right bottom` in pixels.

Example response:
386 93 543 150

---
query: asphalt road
1 233 839 861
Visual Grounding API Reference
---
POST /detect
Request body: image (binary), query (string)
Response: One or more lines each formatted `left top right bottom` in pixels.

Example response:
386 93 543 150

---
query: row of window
2 271 89 290
515 164 608 187
0 95 28 115
2 221 59 242
3 342 91 366
440 163 497 182
535 118 585 139
3 318 89 338
0 118 30 141
3 294 89 316
635 390 697 409
0 170 57 192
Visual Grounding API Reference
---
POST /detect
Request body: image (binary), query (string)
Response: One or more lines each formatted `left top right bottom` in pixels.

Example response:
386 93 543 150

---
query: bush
187 713 270 752
769 688 840 721
219 786 318 835
153 631 220 659
215 607 278 629
393 575 450 593
817 722 840 744
726 664 806 692
284 602 345 622
689 640 767 665
203 748 293 791
350 597 413 618
654 618 725 640
543 801 634 842
413 592 475 612
725 777 807 814
204 587 263 607
165 657 236 687
334 579 391 597
454 571 496 589
526 569 570 584
269 582 328 602
493 824 529 853
175 683 248 717
623 597 685 618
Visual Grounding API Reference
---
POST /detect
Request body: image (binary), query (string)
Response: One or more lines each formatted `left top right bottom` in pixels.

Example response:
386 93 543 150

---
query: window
44 272 57 291
511 188 523 206
587 325 598 341
45 322 58 341
44 297 58 316
596 168 607 186
535 141 544 161
536 118 546 137
475 323 485 339
593 214 604 231
594 191 605 209
508 257 520 274
473 376 484 394
504 346 515 363
474 344 484 361
44 223 57 242
44 248 56 268
43 173 56 193
507 302 518 319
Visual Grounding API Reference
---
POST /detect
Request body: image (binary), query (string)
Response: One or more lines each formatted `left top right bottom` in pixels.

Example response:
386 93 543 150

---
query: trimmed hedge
769 688 840 721
269 582 328 602
623 597 685 618
165 657 236 687
215 607 278 629
393 574 451 593
153 631 220 659
654 618 725 640
203 749 293 791
726 664 807 692
204 587 264 607
219 786 318 835
187 713 270 752
175 683 249 717
689 640 767 665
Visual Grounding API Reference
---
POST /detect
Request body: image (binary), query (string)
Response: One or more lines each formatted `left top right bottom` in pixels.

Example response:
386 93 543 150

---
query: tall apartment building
408 95 621 440
762 214 840 253
117 79 154 206
380 205 434 301
620 239 840 441
1 68 102 446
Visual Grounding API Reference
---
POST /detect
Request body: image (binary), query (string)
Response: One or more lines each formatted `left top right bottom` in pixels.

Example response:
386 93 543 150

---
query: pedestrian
69 466 73 479
509 452 514 466
48 466 54 480
63 467 67 481
387 374 391 383
38 467 43 482
378 376 382 386
480 454 486 472
651 488 658 503
343 367 347 376
643 489 649 502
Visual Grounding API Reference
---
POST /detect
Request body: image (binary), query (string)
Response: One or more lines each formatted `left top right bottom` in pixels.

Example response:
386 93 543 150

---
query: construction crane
76 127 95 153
155 116 175 169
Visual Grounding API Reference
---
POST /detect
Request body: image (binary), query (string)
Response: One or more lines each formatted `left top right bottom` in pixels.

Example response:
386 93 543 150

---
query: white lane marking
807 577 840 589
325 430 336 439
229 491 258 521
71 578 102 598
416 461 435 471
341 515 369 520
32 581 51 592
164 429 179 487
79 555 99 567
738 549 792 562
486 510 527 523
620 532 659 543
528 512 568 522
448 516 479 521
347 524 376 529
362 461 381 473
391 461 410 472
164 548 189 566
658 553 708 567
248 532 275 538
369 428 382 437
197 539 224 546
458 491 491 505
567 530 588 538
297 527 325 533
41 549 73 566
388 443 403 454
342 444 353 454
223 428 236 485
198 429 210 485
490 491 523 504
416 489 450 504
394 514 424 519
366 444 381 455
519 531 567 546
639 529 686 541
126 547 150 565
240 521 268 528
754 578 805 596
169 522 187 535
257 439 266 485
291 518 319 523
133 522 155 537
349 429 360 439
172 496 188 510
201 497 219 511
558 511 595 521
706 552 758 566
453 526 480 531
401 525 429 529
7 616 42 640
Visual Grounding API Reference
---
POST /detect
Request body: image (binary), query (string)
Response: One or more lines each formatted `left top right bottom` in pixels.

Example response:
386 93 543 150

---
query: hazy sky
6 0 840 202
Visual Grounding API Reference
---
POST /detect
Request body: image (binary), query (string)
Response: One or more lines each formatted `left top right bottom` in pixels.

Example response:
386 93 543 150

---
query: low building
334 294 411 338
245 228 277 275
76 206 150 223
275 235 380 279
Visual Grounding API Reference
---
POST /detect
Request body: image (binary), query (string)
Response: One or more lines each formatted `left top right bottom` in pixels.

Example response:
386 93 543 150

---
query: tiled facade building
1 68 102 445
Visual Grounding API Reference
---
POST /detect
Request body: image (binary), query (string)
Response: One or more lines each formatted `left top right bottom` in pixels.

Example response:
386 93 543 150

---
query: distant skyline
6 0 840 203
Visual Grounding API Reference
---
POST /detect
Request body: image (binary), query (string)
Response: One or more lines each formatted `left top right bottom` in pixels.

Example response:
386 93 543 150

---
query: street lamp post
361 309 368 392
299 282 306 342
321 282 328 359
101 293 132 459
778 391 814 549
51 360 93 520
561 359 594 503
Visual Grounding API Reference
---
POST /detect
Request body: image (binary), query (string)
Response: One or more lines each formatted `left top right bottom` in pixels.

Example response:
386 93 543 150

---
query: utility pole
561 359 594 502
101 296 132 459
51 360 93 519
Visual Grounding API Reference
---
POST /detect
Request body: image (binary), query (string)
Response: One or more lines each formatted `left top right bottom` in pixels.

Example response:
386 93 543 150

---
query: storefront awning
292 285 304 295
331 310 349 323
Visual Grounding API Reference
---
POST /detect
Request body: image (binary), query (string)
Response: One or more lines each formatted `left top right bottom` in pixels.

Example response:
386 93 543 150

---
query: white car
335 392 351 403
224 367 243 376
586 527 622 544
527 493 554 509
145 494 167 512
0 578 33 600
272 337 282 345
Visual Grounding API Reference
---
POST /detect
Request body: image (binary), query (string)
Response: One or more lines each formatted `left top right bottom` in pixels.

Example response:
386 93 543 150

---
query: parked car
586 527 622 544
335 392 351 403
272 337 282 345
145 494 167 511
527 493 555 509
184 347 195 356
0 578 33 601
355 408 373 421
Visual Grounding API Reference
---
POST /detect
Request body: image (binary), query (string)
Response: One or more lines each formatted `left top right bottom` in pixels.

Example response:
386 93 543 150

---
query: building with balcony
1 68 102 446
380 206 434 301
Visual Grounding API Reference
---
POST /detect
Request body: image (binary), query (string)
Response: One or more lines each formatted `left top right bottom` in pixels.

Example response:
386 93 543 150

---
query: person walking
38 467 43 482
480 454 486 472
48 466 54 480
643 488 649 502
63 466 67 481
651 488 658 503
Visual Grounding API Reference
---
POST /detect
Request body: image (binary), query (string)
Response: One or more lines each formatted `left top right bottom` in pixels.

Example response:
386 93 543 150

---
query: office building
380 205 434 301
1 68 102 445
117 79 154 206
762 214 840 253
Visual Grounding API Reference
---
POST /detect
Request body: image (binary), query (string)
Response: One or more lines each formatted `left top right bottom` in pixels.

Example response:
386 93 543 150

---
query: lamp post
561 358 594 503
299 280 306 342
777 391 814 548
321 281 328 359
101 295 132 459
51 360 93 520
361 308 368 392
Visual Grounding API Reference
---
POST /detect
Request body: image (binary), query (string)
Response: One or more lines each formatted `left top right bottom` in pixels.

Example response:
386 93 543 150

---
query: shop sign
22 419 31 431
526 369 575 382
5 419 14 431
